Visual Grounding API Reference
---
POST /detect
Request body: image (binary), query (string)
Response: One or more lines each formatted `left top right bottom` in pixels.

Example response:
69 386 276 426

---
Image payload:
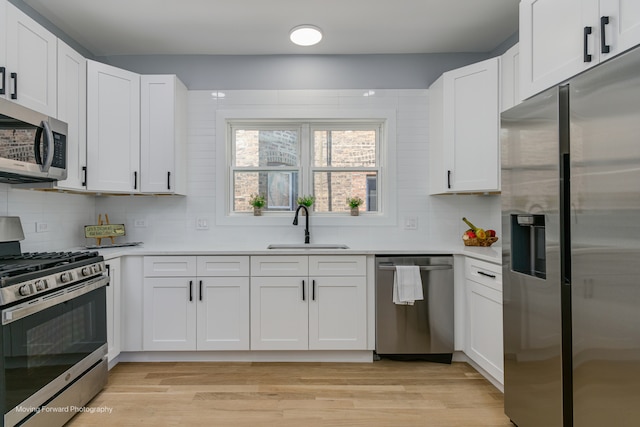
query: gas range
0 250 105 307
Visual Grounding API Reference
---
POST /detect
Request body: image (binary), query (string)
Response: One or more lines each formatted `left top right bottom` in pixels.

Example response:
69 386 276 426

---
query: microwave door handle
41 121 54 172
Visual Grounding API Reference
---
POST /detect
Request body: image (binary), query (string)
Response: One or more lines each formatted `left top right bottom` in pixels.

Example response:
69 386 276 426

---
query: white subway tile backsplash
0 87 497 253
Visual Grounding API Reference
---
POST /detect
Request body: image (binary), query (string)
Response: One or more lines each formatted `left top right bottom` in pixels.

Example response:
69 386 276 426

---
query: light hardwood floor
67 360 513 427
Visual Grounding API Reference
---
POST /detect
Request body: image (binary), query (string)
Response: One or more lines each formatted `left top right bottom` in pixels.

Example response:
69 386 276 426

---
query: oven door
1 275 108 425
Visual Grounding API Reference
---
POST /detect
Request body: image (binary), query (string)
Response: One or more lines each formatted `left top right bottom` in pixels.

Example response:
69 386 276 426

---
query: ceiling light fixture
289 25 323 46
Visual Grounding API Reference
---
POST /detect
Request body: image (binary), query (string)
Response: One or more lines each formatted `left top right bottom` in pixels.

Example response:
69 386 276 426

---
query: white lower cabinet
464 257 503 384
143 256 250 351
250 255 368 351
105 258 121 364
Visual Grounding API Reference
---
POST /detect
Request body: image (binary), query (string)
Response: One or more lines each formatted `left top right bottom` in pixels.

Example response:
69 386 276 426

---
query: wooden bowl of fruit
461 217 498 247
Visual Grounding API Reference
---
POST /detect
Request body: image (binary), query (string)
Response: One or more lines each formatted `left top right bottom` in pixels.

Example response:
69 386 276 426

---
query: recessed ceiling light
289 25 323 47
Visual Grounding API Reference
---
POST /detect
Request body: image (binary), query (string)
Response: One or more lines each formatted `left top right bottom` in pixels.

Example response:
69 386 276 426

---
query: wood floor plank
65 360 512 427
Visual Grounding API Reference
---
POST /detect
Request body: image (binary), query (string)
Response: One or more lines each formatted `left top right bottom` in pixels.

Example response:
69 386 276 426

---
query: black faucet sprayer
293 205 310 244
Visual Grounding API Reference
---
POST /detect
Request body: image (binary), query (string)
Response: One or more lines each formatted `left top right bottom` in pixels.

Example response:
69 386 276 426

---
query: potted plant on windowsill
347 197 364 216
249 193 266 216
296 195 315 215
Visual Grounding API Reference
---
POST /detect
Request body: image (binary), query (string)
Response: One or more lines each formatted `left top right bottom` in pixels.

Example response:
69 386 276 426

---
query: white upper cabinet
3 2 57 116
0 1 6 76
87 60 141 193
429 57 500 194
140 75 187 195
56 40 87 190
501 43 521 112
520 0 640 99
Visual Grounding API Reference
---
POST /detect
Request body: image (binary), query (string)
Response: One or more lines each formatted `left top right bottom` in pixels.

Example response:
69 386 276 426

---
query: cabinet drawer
144 256 197 277
309 255 366 276
251 256 308 276
465 258 502 292
197 256 249 277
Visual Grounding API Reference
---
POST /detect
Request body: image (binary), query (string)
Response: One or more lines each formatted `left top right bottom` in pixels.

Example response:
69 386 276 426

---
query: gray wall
97 53 494 90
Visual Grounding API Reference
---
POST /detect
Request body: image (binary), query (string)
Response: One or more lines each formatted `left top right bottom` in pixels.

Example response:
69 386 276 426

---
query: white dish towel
393 265 424 305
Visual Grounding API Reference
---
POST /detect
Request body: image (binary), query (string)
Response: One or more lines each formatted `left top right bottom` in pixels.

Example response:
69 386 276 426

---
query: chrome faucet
293 205 310 244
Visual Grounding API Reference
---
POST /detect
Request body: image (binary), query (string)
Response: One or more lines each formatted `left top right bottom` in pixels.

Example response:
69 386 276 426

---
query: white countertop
93 242 502 264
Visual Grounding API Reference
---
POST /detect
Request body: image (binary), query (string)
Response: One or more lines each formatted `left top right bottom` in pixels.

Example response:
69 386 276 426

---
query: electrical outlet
404 216 418 230
134 219 147 228
196 217 209 230
36 222 49 233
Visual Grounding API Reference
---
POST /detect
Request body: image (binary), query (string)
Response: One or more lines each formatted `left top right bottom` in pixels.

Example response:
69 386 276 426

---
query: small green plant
248 193 266 208
347 196 364 209
296 194 315 207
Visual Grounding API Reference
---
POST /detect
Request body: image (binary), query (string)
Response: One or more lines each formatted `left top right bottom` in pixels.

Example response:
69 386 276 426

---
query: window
229 120 382 214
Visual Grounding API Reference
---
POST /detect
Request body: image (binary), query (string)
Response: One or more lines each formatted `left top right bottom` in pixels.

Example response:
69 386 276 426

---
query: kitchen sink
267 243 349 249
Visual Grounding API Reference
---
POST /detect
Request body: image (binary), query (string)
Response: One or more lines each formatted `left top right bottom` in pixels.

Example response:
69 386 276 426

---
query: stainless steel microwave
0 97 67 184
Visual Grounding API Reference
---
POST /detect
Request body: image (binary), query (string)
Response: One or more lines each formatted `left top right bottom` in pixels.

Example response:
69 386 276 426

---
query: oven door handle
2 275 109 325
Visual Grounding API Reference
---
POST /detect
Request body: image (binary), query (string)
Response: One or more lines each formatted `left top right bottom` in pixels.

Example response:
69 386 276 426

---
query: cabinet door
140 75 187 194
143 277 196 350
444 57 500 192
520 0 598 99
5 3 57 116
250 276 308 350
466 280 504 384
56 40 87 190
600 0 640 59
87 60 140 192
501 43 521 112
0 1 6 77
308 276 367 350
105 258 121 364
197 277 250 350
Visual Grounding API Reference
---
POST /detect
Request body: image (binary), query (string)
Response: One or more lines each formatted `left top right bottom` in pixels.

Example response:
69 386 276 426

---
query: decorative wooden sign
85 214 125 246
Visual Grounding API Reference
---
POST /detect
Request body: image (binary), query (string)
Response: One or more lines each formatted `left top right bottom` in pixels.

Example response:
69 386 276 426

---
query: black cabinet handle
302 280 306 301
167 171 171 190
478 271 496 279
10 72 17 99
0 67 5 95
189 280 193 302
584 26 593 62
199 280 203 301
105 264 111 286
312 280 316 301
134 171 138 190
600 16 611 54
447 170 452 189
82 166 87 187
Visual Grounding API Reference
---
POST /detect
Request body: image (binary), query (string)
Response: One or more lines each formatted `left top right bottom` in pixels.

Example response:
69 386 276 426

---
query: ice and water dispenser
511 214 546 279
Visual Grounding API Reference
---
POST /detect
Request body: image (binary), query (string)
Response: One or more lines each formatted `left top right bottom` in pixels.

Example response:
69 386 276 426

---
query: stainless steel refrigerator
501 46 640 427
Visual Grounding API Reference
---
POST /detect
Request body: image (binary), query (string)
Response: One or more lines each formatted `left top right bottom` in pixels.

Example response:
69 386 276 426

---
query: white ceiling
21 0 519 56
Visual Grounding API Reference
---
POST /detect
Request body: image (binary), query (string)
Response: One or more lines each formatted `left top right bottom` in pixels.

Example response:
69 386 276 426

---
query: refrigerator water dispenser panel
511 214 546 279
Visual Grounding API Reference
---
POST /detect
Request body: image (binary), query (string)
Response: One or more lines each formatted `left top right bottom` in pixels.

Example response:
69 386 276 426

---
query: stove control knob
82 267 92 277
18 284 32 296
60 272 72 283
34 280 47 291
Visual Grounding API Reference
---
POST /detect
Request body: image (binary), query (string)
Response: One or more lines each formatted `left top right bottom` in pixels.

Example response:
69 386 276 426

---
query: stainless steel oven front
1 275 108 427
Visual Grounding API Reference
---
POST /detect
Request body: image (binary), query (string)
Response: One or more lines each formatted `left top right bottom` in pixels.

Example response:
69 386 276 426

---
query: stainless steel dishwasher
375 255 454 362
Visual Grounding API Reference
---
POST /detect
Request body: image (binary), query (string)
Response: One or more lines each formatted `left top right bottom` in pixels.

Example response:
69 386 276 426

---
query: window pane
234 171 299 212
313 171 378 212
234 129 299 167
313 130 376 167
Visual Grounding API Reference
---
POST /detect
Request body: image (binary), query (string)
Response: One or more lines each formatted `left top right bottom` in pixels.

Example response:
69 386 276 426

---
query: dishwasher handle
377 264 452 271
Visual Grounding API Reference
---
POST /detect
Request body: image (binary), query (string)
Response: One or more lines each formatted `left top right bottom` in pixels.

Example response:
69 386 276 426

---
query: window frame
215 108 397 228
